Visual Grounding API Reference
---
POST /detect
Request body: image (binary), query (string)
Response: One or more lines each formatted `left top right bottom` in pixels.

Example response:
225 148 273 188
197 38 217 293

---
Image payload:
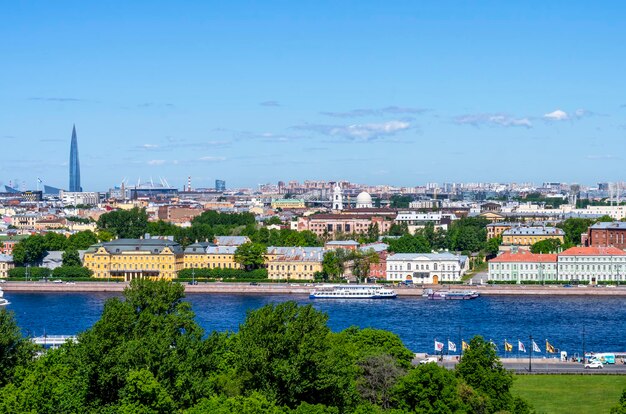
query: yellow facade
265 247 324 281
183 251 241 269
501 233 565 246
83 240 184 281
267 260 322 280
0 259 14 279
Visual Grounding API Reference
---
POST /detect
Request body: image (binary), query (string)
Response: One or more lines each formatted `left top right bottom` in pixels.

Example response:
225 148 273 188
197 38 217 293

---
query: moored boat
428 290 479 300
0 287 9 307
310 285 397 299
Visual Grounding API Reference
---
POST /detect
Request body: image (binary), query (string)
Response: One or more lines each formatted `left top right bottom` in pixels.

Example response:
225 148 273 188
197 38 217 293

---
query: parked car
249 282 259 286
585 361 603 369
0 279 6 283
419 356 438 364
52 279 63 284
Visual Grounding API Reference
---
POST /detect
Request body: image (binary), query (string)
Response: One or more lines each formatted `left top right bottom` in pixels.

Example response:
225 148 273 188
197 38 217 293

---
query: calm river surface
5 292 625 355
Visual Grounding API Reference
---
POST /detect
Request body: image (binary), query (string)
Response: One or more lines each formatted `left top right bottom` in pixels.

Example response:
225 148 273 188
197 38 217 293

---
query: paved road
413 356 626 374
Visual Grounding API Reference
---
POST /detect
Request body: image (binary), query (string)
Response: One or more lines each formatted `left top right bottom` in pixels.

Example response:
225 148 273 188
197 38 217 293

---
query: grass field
512 375 626 414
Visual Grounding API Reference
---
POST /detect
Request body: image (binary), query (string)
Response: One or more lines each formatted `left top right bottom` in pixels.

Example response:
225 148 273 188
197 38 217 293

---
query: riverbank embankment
4 282 626 296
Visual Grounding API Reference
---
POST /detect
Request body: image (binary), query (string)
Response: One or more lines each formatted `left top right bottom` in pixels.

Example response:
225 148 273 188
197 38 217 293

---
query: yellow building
83 238 184 281
501 226 565 247
0 254 14 279
270 198 306 209
265 246 324 281
183 243 242 270
486 222 514 239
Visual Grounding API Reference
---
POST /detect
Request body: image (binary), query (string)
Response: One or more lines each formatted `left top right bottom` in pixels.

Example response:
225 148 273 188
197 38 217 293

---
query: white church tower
332 182 343 211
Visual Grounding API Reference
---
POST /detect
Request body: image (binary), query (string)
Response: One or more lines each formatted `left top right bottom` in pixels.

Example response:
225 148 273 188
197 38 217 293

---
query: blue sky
1 1 625 191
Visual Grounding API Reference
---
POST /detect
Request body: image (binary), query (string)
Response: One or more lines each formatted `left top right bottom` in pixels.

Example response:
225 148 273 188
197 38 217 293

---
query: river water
5 291 625 356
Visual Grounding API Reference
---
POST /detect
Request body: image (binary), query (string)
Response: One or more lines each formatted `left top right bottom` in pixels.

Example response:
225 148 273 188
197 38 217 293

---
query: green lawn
513 375 626 414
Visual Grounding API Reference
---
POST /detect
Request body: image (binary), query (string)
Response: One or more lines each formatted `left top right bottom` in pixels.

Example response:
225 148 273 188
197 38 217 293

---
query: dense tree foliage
96 207 149 239
530 238 562 254
62 248 81 267
557 218 594 246
0 281 532 413
12 231 100 267
234 242 266 270
178 268 267 280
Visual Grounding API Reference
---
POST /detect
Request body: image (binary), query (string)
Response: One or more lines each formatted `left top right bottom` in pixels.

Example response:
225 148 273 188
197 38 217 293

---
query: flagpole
529 335 533 373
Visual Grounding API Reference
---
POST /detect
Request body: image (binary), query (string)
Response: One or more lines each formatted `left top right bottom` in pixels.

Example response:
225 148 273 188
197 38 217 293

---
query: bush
8 267 51 279
178 268 268 280
52 266 93 278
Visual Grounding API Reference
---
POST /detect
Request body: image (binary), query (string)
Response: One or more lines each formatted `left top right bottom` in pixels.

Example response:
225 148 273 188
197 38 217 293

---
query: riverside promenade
4 281 626 296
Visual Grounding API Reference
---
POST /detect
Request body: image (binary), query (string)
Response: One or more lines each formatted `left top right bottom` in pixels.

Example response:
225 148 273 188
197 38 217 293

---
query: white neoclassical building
487 246 626 284
488 250 558 283
386 252 469 284
557 247 626 283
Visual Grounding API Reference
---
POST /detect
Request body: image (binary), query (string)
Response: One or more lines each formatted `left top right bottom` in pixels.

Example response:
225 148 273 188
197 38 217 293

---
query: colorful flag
489 339 499 350
504 340 513 352
435 340 444 352
532 340 541 353
462 341 470 351
448 340 457 352
546 340 557 353
518 340 526 352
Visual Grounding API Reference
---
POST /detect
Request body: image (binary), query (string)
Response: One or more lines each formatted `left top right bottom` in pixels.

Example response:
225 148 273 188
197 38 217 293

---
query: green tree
456 336 516 413
350 249 380 282
11 235 47 266
43 232 68 251
322 249 350 279
0 309 38 388
97 207 149 239
385 234 431 254
264 216 283 226
232 302 353 409
485 236 502 256
356 354 404 409
62 248 82 267
392 363 464 413
557 218 594 246
530 238 562 254
67 230 98 250
234 242 266 270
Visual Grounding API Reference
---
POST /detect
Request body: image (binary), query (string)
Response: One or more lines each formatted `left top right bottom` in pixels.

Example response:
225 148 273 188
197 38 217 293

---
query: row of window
388 263 456 271
269 264 318 271
490 273 625 281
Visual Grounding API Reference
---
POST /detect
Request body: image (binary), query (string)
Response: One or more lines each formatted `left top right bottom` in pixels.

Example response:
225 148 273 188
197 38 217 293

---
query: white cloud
147 159 166 165
543 109 569 121
454 114 532 128
295 120 411 140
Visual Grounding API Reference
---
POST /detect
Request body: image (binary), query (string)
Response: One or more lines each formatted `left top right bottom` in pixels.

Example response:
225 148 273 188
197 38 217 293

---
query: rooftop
489 250 557 263
590 222 626 230
502 226 564 236
560 246 626 256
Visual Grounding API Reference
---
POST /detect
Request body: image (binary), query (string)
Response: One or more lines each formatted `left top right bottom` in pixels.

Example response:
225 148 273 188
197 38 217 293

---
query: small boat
310 285 397 299
428 290 479 300
0 287 9 307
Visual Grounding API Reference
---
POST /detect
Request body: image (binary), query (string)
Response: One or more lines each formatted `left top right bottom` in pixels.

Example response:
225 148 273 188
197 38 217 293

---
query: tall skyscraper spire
69 125 82 192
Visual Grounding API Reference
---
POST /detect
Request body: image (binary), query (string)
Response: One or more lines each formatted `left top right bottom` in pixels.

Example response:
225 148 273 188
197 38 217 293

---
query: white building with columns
386 252 469 284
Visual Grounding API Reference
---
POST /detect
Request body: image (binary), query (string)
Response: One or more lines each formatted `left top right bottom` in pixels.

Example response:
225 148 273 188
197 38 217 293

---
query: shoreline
3 282 626 296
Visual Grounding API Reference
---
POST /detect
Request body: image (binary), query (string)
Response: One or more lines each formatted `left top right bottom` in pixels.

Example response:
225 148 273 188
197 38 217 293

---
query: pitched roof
489 250 557 263
590 222 626 230
560 246 626 256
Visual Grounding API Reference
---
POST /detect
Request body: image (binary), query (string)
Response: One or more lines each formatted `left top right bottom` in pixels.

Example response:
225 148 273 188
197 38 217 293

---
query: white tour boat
0 287 9 307
309 285 397 299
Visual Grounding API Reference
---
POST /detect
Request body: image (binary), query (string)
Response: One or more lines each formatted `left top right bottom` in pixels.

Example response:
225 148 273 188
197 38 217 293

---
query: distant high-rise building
69 125 82 192
215 179 226 192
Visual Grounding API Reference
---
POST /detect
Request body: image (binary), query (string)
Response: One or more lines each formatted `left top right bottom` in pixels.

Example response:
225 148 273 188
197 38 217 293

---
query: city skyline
1 2 625 190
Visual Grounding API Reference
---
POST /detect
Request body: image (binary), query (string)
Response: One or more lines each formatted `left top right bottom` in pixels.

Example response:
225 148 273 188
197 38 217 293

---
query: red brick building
585 222 626 250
